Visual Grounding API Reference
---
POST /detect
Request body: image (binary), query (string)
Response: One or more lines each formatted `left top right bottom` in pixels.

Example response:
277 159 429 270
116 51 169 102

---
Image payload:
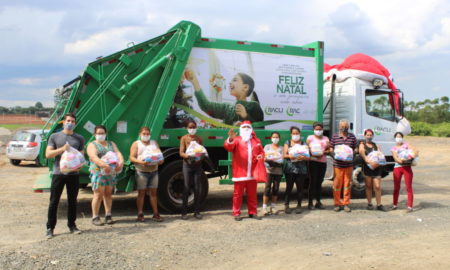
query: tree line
403 96 450 124
0 102 54 117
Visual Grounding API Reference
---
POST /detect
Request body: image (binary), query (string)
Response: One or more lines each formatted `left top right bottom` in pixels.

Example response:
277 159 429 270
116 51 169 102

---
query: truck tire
158 160 209 213
351 166 366 198
10 159 21 166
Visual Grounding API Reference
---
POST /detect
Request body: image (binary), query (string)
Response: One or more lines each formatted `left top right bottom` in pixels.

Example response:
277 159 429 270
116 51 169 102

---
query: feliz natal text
276 76 307 94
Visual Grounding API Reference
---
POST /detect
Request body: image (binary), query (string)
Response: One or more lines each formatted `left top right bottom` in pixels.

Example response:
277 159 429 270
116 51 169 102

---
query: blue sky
1 0 449 107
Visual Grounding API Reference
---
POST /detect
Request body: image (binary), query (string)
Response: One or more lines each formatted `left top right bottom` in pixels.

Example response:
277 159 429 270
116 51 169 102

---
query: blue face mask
64 122 75 130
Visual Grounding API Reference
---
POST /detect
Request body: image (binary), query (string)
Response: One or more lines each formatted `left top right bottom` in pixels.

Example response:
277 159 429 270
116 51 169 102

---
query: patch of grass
0 124 44 132
410 121 450 137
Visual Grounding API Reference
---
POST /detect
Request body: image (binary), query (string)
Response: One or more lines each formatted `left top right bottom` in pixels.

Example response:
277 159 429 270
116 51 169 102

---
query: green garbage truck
34 21 324 212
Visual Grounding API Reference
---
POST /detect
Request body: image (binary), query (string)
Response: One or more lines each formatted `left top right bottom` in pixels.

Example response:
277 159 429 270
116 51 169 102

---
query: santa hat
240 121 252 128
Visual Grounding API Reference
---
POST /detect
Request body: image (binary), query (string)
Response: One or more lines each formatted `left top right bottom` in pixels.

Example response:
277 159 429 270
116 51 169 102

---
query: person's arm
359 143 377 168
45 135 70 159
392 150 403 164
111 142 124 171
129 141 146 166
78 136 85 155
179 136 189 159
324 138 331 154
283 143 290 159
409 144 419 157
195 89 233 120
329 136 335 154
224 129 237 152
240 102 264 123
155 142 164 165
87 143 111 174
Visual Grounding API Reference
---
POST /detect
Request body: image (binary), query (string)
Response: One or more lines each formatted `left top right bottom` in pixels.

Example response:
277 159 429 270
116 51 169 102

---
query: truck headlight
372 78 384 88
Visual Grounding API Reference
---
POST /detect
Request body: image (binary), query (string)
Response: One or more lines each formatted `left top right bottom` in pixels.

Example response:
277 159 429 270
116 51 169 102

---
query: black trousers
264 174 282 197
182 163 203 214
284 173 307 206
308 161 327 203
46 174 80 229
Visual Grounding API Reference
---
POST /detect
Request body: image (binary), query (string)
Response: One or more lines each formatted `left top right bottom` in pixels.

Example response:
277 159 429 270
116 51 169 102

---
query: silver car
6 129 47 166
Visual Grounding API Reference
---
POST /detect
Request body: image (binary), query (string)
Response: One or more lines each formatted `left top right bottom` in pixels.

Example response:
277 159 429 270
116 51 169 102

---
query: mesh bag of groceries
186 141 208 162
334 144 353 162
60 146 86 174
367 151 386 170
101 151 121 176
289 144 310 160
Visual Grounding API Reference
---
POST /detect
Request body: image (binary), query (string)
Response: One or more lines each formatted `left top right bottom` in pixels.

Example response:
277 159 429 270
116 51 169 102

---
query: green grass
0 124 45 132
410 121 450 137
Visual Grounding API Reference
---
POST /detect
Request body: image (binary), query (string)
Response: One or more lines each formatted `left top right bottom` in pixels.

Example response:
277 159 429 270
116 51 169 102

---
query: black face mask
366 137 373 142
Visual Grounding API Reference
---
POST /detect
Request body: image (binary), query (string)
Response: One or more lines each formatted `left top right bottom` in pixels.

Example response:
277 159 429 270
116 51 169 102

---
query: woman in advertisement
185 69 264 126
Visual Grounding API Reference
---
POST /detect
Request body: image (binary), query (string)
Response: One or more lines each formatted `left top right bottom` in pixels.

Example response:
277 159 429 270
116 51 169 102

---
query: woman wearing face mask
262 132 283 215
179 120 204 219
130 127 164 222
283 126 309 214
391 132 419 213
306 122 330 210
87 125 124 226
359 129 385 211
185 69 264 126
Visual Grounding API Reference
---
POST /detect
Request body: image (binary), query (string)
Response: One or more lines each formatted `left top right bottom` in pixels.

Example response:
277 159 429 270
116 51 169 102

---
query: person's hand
62 143 70 152
102 165 112 174
256 154 263 160
158 160 164 165
115 164 123 172
369 161 378 169
228 129 237 141
184 69 200 91
235 104 248 119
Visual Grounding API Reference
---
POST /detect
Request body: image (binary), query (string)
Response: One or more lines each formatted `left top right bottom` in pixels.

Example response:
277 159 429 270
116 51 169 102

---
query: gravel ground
0 136 450 270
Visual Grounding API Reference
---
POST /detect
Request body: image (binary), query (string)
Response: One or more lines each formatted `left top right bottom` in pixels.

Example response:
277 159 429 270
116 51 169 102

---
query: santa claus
224 121 264 221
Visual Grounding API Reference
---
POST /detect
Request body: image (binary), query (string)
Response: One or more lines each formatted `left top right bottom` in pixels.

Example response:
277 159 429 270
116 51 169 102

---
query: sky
0 0 449 107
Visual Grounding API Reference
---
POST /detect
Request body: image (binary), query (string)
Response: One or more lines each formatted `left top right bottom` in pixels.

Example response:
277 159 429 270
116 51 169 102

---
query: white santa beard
240 129 252 142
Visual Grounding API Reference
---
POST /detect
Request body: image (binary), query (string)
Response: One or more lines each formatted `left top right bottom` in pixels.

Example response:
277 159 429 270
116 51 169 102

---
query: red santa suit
224 121 264 217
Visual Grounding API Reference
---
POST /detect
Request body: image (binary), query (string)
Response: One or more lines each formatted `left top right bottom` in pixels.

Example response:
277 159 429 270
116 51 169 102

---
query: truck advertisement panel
170 47 318 130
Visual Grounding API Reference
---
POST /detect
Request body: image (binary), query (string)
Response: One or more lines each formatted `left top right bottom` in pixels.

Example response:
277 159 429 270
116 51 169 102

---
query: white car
6 129 48 166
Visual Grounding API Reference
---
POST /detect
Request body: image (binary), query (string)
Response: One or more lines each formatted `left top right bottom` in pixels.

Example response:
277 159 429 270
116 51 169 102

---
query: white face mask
395 137 403 144
187 128 197 135
140 135 150 142
314 130 323 136
95 134 106 141
271 138 279 144
292 134 300 141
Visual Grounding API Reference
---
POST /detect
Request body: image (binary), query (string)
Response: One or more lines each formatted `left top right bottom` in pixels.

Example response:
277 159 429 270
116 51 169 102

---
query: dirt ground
0 136 449 270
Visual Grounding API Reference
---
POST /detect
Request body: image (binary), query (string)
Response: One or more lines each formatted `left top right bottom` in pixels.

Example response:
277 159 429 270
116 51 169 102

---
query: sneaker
152 214 164 222
333 206 341 212
308 202 314 210
376 205 386 212
234 215 243 221
284 205 292 214
105 215 115 225
193 212 203 220
69 226 82 234
46 229 54 239
92 216 104 226
391 205 398 211
406 207 413 213
367 203 374 210
295 205 303 214
315 202 325 210
343 205 352 213
248 214 262 220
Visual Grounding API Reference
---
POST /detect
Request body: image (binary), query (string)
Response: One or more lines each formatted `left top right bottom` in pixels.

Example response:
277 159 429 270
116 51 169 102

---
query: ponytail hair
238 73 259 103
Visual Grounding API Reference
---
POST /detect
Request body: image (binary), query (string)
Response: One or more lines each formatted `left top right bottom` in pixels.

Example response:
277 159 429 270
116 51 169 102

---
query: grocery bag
60 146 86 174
367 151 386 170
186 141 208 161
334 144 353 161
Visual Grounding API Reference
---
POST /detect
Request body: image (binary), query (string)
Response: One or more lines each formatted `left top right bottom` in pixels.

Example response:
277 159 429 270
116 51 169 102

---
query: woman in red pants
391 132 419 213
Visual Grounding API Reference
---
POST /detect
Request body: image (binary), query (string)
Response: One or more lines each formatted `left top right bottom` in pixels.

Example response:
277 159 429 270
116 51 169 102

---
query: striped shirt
330 132 357 168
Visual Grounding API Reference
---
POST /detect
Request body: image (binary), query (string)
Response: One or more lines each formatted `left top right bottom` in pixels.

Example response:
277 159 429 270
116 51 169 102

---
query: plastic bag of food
60 146 86 174
397 148 414 161
140 144 164 165
101 151 121 175
367 151 386 170
289 144 310 160
265 151 283 164
309 142 323 156
334 144 353 162
186 141 208 161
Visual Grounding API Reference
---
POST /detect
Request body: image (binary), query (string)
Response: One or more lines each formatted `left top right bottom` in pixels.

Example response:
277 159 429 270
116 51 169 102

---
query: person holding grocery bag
391 132 419 213
330 119 357 213
224 121 264 221
130 127 164 222
86 125 124 226
306 122 330 210
359 129 386 211
185 69 264 126
45 113 85 239
262 132 283 215
283 126 310 214
179 120 207 220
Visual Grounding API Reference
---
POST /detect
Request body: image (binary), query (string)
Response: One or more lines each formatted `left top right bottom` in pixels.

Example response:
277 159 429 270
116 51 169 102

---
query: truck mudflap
33 173 52 192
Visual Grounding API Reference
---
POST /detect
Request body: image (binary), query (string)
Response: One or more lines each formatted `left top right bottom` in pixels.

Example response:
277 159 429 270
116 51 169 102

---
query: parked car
6 129 47 166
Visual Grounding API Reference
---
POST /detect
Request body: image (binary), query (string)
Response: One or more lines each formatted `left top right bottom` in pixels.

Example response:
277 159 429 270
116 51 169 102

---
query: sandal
136 213 145 222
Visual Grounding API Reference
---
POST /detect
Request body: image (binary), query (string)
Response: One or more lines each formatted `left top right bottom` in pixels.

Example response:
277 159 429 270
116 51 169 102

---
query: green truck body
35 21 324 212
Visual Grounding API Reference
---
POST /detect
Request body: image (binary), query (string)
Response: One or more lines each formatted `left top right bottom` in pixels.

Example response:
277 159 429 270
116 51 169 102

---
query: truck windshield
365 90 396 122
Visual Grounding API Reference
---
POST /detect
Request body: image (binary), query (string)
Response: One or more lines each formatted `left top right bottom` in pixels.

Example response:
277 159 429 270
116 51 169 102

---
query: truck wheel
158 160 209 213
10 159 21 166
352 166 366 198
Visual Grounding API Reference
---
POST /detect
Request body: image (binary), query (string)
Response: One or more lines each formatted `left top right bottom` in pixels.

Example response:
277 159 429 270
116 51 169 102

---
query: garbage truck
34 20 405 211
